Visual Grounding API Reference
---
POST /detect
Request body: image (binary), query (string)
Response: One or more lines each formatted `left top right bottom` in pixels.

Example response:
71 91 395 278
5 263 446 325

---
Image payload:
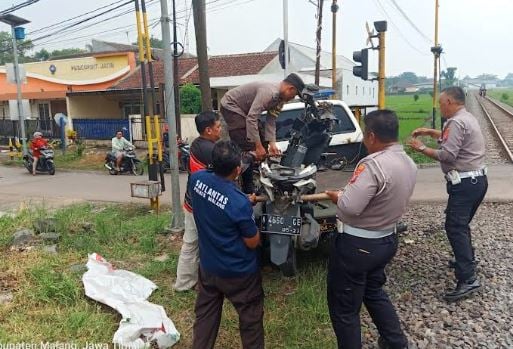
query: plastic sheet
82 253 180 348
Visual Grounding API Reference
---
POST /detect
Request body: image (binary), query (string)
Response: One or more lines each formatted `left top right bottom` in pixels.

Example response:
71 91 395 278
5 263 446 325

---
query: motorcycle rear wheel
48 162 55 175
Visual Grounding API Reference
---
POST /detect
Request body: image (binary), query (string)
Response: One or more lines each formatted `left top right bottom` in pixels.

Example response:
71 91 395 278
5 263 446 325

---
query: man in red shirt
30 132 48 175
174 111 222 291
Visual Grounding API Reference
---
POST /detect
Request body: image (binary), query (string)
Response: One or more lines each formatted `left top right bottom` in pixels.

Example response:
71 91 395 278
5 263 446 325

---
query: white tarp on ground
82 253 180 348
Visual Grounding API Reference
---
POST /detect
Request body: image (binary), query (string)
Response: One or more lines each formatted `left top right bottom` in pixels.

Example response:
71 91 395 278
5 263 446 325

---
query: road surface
1 163 512 212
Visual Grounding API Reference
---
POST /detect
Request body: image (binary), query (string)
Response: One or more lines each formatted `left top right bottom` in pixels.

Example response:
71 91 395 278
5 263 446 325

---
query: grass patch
386 93 439 164
488 88 513 107
0 203 338 347
0 148 106 171
0 201 452 347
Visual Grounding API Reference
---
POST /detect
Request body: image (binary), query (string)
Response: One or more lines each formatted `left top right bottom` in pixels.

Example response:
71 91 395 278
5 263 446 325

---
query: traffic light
352 48 369 81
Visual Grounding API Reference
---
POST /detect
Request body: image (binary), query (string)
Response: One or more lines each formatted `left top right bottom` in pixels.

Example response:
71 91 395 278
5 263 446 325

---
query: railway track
476 95 513 163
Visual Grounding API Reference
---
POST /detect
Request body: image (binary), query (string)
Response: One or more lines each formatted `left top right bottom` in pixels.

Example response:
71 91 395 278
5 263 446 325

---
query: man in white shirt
112 130 134 171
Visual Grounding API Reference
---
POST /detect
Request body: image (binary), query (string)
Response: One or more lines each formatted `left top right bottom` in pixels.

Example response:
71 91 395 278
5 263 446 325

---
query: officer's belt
344 223 396 239
445 167 487 181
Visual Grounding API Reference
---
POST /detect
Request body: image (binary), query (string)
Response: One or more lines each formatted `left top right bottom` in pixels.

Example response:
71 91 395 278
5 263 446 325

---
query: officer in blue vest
190 140 263 349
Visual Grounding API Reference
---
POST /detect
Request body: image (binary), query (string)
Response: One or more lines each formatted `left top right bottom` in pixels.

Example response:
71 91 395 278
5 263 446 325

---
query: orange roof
0 91 66 101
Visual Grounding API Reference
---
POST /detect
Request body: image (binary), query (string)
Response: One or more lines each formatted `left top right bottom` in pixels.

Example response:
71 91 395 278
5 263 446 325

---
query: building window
38 103 50 120
123 104 142 119
363 86 365 96
355 86 358 96
346 85 349 96
373 87 375 98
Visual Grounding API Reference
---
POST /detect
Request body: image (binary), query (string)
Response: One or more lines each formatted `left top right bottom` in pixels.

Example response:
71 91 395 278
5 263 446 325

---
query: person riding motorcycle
30 131 49 176
111 130 134 171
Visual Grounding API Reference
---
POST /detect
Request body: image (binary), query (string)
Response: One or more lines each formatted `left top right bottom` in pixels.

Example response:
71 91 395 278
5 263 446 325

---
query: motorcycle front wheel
24 160 32 174
279 242 298 277
132 161 144 176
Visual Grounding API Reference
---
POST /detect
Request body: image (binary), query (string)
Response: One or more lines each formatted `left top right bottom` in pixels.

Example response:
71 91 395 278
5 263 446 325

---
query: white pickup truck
268 99 365 165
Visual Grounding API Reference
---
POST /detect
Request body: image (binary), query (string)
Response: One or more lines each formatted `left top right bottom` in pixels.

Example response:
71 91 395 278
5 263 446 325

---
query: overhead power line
1 0 256 55
29 0 135 43
387 0 433 44
0 0 40 15
373 0 430 56
28 0 128 35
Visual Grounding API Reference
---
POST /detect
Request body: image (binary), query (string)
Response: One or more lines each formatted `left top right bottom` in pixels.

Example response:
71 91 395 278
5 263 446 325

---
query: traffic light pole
378 30 385 109
352 21 386 109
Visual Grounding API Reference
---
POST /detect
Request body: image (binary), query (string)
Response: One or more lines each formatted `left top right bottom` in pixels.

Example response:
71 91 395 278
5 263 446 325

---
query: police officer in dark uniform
409 86 487 302
326 110 417 349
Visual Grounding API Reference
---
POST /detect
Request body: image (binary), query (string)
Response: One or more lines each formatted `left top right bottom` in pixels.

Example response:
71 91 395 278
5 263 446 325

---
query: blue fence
73 119 130 140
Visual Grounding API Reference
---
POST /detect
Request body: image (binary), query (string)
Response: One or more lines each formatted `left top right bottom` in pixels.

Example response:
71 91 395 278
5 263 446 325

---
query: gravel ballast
359 202 513 348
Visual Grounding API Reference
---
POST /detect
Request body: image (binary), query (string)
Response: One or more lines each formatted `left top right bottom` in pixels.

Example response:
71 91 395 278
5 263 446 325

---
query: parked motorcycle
256 85 339 276
163 138 190 172
23 147 55 175
104 147 144 175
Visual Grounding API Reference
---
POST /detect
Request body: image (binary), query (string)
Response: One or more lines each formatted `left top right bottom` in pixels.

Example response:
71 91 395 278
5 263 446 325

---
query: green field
385 93 437 164
488 88 513 107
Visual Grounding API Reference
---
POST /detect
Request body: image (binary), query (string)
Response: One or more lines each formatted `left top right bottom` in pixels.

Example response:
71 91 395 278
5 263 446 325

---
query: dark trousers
229 127 257 194
327 233 407 349
445 175 488 282
192 268 265 349
221 106 265 194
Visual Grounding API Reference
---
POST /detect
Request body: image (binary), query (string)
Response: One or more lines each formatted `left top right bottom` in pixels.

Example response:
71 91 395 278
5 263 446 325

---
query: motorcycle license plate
261 214 302 235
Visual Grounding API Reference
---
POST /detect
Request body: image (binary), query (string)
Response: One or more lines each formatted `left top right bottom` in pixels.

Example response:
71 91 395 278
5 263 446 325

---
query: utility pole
172 0 181 138
431 0 442 129
283 0 289 77
314 0 324 85
192 0 212 111
331 0 339 93
160 0 184 231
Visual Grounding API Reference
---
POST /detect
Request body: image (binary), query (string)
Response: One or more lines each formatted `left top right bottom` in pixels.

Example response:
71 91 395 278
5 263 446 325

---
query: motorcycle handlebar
254 192 330 203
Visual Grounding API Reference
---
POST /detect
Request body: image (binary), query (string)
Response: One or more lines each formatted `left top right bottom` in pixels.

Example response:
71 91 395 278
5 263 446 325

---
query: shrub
180 83 201 114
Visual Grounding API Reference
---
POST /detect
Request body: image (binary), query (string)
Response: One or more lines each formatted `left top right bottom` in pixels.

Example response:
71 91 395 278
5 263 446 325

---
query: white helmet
33 132 43 138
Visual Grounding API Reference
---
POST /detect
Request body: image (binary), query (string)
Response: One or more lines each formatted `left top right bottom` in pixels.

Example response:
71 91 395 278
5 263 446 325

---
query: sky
1 0 511 79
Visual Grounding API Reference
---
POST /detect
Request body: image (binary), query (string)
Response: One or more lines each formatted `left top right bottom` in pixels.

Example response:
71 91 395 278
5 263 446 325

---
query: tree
32 47 86 61
131 36 165 49
33 48 50 61
413 94 419 102
476 73 498 81
48 48 86 58
0 31 34 65
179 83 201 114
442 67 457 87
398 72 418 84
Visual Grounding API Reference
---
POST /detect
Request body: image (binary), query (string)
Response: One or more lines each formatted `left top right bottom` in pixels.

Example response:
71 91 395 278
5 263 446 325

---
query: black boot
443 278 481 302
378 337 409 349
